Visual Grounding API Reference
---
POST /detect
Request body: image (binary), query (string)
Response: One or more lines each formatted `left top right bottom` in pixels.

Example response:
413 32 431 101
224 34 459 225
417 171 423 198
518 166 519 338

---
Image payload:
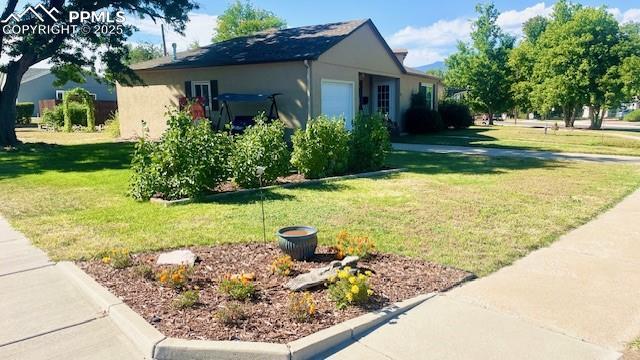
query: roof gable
132 19 370 71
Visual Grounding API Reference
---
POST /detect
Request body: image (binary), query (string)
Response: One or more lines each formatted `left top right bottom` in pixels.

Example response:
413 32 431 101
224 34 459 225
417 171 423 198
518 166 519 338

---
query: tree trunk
570 105 578 127
487 111 494 125
589 106 603 130
0 63 25 147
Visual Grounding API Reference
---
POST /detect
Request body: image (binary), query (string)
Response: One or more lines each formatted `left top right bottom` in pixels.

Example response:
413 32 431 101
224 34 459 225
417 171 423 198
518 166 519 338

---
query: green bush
349 112 390 173
624 109 640 122
230 114 290 188
439 100 473 129
104 111 120 138
128 110 234 201
41 103 88 130
291 115 350 178
16 102 34 125
404 93 444 133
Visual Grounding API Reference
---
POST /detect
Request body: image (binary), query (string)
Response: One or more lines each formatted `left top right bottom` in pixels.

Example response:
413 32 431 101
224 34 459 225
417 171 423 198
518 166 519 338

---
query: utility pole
161 24 167 56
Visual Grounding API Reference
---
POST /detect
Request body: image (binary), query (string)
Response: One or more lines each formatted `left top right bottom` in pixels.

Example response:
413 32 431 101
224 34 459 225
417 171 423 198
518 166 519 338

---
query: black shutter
210 80 219 111
184 81 192 98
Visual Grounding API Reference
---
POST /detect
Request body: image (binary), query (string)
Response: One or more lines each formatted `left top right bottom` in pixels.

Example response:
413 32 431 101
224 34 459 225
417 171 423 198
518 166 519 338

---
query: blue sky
129 1 640 66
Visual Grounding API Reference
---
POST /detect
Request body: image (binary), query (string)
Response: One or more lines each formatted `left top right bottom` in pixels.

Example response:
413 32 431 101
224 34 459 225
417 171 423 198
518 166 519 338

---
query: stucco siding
118 61 309 138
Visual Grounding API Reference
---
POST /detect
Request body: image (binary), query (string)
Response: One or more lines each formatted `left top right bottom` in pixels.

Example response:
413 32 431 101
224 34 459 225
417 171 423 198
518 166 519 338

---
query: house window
376 84 390 114
192 81 211 115
55 90 97 100
419 83 435 110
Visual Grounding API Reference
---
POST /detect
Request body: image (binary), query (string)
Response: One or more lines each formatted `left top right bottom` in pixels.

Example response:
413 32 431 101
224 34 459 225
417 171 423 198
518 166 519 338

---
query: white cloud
497 2 553 36
609 8 640 24
128 12 218 51
387 2 553 67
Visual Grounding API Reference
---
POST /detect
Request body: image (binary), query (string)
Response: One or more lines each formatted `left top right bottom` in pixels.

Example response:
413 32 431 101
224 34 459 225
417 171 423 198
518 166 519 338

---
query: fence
38 99 118 125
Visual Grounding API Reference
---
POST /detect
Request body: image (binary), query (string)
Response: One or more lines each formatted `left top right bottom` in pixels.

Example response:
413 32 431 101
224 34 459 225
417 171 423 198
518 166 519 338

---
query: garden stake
256 166 267 243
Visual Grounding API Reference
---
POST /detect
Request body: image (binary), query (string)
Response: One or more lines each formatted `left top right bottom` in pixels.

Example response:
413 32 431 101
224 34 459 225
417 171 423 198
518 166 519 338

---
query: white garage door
321 80 354 130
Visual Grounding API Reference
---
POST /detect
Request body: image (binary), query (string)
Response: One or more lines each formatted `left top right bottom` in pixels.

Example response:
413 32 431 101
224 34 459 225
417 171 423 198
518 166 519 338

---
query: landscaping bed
78 243 471 343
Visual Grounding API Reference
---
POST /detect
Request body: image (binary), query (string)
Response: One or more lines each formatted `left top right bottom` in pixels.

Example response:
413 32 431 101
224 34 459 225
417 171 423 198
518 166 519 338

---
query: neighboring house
5 68 116 116
118 19 443 138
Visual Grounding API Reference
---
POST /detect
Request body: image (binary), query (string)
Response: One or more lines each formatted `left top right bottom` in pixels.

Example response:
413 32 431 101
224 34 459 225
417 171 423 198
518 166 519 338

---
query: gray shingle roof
132 19 370 71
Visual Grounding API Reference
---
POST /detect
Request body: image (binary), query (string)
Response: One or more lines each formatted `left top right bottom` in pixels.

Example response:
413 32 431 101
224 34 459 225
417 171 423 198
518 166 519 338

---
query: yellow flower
343 266 351 272
365 270 372 276
351 285 359 294
367 289 374 296
102 256 111 264
328 275 337 283
348 276 356 284
346 293 353 302
159 273 168 283
338 270 348 279
357 273 366 281
308 303 316 315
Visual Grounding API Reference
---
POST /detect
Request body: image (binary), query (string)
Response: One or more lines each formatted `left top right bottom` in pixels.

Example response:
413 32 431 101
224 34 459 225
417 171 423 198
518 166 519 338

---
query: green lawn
396 126 640 156
1 139 639 276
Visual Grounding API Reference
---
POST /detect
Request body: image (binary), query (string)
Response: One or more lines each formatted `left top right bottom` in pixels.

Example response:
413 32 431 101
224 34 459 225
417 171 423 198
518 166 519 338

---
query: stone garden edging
59 261 436 360
149 168 407 207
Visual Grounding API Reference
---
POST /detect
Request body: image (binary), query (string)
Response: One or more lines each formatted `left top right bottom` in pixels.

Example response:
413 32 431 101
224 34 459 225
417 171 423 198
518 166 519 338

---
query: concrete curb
57 262 165 359
150 168 407 207
154 338 290 360
63 260 436 360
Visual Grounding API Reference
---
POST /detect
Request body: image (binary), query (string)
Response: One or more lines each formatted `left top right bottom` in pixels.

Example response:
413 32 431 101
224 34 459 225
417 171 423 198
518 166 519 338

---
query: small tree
213 0 286 42
125 42 163 65
62 88 96 132
445 3 514 124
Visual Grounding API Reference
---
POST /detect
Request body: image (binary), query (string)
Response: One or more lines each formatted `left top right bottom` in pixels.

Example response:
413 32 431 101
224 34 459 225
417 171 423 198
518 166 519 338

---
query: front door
372 79 396 122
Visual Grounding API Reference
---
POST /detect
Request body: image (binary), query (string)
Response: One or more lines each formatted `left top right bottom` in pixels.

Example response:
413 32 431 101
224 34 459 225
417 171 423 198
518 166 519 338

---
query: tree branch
0 0 19 56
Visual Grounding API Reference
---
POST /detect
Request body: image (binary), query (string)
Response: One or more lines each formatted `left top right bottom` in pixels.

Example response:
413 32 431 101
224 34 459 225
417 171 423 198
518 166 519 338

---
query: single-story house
0 68 117 116
118 19 443 138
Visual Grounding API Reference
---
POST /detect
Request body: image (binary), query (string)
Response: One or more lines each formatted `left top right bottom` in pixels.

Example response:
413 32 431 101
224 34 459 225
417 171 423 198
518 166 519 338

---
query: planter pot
276 226 318 260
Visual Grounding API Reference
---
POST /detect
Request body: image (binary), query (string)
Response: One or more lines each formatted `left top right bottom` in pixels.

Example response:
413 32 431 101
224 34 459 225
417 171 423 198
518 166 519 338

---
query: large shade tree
212 0 286 43
0 0 197 147
446 3 515 125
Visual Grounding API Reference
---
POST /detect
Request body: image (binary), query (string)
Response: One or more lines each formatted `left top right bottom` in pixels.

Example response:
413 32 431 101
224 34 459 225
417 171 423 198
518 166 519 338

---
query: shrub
128 109 234 201
219 272 256 301
41 103 88 130
405 93 444 134
215 302 247 325
104 111 120 138
172 290 199 309
270 255 293 276
333 230 376 259
16 102 34 125
230 114 290 188
439 100 473 129
624 109 640 122
101 248 132 269
288 292 316 322
291 115 350 178
348 113 391 173
157 265 190 289
327 267 373 309
133 264 154 280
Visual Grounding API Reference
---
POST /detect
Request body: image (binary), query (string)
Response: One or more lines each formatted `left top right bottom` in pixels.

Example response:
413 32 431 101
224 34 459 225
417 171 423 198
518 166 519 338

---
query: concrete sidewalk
326 189 640 359
393 142 640 164
0 218 143 360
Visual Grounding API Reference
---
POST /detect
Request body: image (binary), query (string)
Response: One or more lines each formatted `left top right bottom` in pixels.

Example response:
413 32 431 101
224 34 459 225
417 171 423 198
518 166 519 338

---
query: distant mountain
414 61 446 72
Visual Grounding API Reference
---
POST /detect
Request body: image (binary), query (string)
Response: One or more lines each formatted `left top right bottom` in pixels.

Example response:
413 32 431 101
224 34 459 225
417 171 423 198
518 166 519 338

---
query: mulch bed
79 243 472 343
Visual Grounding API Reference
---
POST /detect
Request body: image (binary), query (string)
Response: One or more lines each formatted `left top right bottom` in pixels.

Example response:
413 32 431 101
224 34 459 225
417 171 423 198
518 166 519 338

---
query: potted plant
276 226 318 260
